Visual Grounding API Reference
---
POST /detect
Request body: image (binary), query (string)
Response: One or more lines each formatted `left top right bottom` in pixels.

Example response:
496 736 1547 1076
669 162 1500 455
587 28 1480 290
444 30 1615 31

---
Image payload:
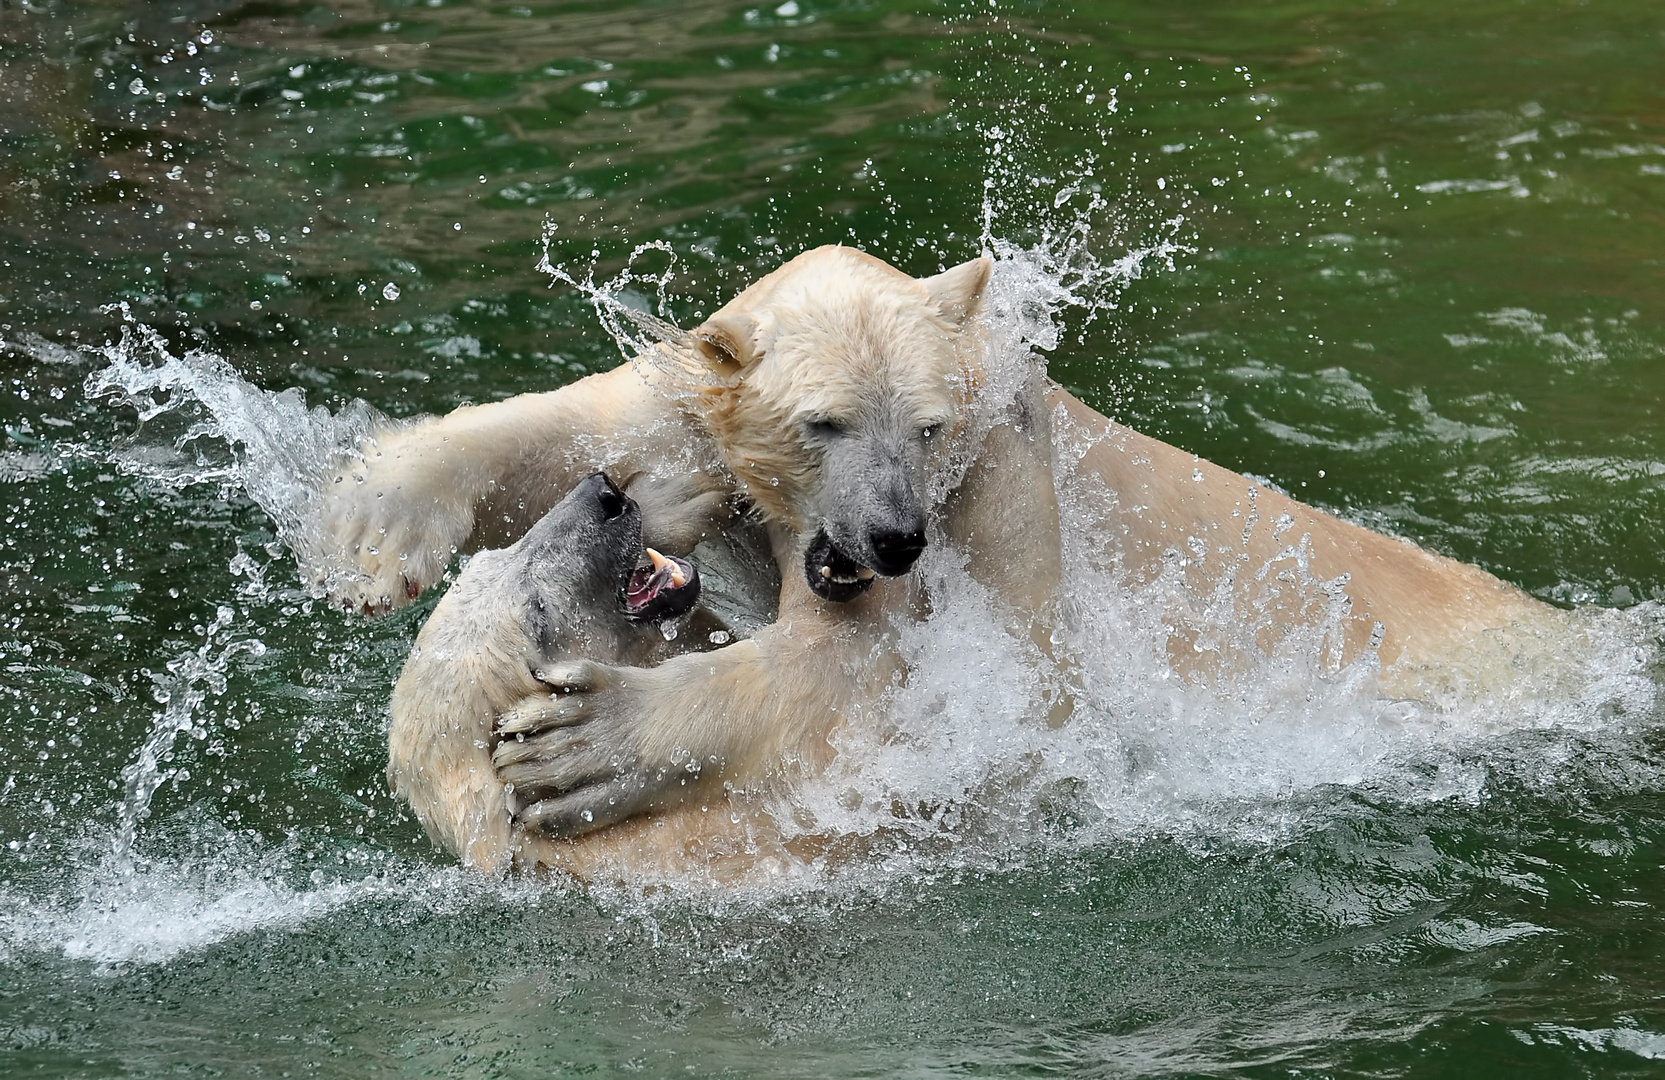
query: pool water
2 0 1664 1075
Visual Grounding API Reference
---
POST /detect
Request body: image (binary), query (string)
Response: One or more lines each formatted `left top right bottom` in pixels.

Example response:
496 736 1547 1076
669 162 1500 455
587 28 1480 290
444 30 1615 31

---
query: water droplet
382 282 401 301
128 78 146 95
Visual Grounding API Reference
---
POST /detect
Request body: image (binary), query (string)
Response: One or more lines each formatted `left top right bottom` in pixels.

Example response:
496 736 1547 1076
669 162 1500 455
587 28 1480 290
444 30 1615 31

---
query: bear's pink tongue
625 548 689 612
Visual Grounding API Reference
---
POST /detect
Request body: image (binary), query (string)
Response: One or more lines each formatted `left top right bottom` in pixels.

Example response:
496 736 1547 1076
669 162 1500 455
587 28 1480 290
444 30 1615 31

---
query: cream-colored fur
387 476 799 881
345 245 1562 881
387 544 545 875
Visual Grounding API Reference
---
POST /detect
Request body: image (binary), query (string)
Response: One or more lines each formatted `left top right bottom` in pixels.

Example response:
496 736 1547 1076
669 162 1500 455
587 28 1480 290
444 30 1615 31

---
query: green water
3 0 1665 1075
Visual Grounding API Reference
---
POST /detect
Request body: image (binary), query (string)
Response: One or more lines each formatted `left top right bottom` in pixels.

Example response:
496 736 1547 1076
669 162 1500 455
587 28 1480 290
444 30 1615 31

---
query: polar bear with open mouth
388 471 800 879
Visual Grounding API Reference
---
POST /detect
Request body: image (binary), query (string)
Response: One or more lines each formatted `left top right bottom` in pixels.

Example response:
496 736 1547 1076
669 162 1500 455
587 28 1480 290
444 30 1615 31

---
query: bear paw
492 661 705 837
312 433 475 614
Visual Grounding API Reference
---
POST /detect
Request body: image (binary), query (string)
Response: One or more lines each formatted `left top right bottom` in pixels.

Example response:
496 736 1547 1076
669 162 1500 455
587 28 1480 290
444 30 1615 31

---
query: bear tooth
857 567 876 580
820 565 833 578
647 547 688 588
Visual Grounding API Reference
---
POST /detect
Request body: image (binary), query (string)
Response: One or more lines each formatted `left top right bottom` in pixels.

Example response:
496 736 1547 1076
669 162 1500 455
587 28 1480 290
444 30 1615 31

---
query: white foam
0 823 519 969
770 522 1664 877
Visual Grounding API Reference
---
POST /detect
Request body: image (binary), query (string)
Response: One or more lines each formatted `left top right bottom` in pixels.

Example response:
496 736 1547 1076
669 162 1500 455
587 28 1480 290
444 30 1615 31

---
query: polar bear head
688 246 991 602
512 472 701 656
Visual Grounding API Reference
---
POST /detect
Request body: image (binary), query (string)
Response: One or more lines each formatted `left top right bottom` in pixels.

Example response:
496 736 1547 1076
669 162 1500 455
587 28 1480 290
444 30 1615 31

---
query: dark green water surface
3 1 1665 1076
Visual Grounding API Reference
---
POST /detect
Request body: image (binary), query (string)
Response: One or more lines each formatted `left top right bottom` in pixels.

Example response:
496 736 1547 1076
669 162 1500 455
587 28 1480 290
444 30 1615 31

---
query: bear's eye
806 417 848 439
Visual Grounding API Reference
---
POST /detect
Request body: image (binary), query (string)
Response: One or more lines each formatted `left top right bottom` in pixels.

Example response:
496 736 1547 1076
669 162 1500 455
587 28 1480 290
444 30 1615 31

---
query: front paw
492 661 704 837
312 433 474 614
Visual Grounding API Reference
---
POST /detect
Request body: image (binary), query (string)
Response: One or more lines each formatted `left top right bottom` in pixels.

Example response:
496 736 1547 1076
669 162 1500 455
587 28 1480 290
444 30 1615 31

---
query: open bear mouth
804 527 877 603
623 547 701 623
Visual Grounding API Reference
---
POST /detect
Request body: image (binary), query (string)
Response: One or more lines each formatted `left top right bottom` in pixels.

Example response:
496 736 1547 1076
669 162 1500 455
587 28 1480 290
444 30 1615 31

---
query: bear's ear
920 256 992 330
690 311 759 374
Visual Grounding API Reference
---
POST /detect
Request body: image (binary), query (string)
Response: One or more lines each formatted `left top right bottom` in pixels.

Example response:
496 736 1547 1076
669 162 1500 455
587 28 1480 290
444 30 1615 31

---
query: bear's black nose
868 528 926 576
584 472 631 521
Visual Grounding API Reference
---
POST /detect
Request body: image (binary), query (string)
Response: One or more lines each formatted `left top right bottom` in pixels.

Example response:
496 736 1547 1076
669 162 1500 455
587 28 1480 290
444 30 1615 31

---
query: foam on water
790 537 1665 859
0 818 524 968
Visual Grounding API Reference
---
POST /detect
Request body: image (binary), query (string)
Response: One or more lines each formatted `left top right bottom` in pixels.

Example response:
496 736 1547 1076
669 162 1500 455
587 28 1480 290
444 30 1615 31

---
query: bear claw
515 791 644 836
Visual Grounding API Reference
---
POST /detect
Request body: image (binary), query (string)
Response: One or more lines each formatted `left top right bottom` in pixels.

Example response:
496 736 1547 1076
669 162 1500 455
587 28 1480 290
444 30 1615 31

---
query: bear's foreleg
491 621 870 838
316 361 716 612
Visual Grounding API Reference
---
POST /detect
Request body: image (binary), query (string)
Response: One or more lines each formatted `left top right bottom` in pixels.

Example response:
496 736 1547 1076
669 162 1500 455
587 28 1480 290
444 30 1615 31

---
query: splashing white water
111 604 267 868
82 309 384 590
0 820 525 968
793 530 1665 858
534 221 699 362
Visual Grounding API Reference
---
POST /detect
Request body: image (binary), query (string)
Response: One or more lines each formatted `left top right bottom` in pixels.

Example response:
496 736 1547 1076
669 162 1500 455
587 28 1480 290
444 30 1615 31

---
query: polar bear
388 471 796 878
330 246 1561 854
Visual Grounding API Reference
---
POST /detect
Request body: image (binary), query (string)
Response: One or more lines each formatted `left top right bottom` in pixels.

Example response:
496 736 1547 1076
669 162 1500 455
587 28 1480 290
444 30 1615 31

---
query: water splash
769 519 1665 879
0 819 524 968
81 310 384 587
111 604 266 870
534 221 700 361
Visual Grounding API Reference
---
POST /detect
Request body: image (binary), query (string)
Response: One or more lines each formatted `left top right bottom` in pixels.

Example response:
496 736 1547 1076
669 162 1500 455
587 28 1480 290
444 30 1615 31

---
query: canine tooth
820 565 833 579
646 547 688 587
857 567 876 581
